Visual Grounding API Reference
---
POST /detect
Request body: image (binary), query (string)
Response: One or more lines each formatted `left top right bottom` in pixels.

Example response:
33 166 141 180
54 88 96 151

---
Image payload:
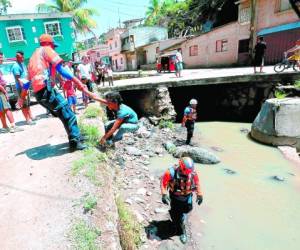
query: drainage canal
119 82 275 123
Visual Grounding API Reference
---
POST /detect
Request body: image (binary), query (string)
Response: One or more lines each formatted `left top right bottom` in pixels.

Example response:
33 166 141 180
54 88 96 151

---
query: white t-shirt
78 63 92 80
107 69 113 77
176 52 183 63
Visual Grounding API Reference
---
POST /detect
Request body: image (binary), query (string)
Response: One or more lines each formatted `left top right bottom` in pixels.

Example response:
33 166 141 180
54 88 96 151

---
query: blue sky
8 0 149 41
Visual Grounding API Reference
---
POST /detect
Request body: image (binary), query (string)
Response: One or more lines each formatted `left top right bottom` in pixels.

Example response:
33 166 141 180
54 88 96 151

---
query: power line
100 6 138 18
101 0 148 8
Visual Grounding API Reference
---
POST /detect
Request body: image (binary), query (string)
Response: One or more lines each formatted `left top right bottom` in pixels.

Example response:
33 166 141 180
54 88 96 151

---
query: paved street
0 104 82 250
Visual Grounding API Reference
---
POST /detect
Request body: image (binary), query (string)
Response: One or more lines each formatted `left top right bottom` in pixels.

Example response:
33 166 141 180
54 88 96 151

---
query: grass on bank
159 119 174 130
72 148 107 185
116 197 142 250
274 90 288 99
79 123 101 147
294 80 300 88
71 220 101 250
83 105 104 119
83 194 98 213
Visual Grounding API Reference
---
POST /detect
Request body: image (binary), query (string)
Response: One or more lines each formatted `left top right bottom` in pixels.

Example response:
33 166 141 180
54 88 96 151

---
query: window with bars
216 40 228 52
239 7 250 24
44 21 62 36
189 45 198 56
6 26 25 42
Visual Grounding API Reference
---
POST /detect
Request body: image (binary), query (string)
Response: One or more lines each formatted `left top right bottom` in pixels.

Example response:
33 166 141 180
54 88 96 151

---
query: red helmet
179 157 194 175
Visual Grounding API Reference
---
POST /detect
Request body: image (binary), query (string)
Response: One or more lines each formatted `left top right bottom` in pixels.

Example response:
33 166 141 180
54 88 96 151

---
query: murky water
149 122 300 250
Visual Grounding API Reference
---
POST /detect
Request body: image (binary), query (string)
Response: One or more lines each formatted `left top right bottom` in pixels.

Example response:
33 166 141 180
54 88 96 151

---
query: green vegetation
71 220 101 250
36 0 98 35
275 90 288 99
79 123 101 147
159 119 174 130
294 80 300 88
116 197 142 250
72 148 107 185
84 105 104 119
0 0 11 15
145 0 228 37
83 195 97 213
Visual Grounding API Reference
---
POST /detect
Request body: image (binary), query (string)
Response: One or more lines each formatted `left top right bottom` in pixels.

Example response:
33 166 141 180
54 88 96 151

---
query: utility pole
249 0 257 62
118 8 121 28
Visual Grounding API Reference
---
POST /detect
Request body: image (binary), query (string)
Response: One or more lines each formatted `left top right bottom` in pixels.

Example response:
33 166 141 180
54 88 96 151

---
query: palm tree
0 0 11 15
145 0 162 26
36 0 98 37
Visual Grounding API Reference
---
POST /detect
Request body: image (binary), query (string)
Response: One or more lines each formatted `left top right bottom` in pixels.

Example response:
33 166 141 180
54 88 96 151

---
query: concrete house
0 13 76 62
120 19 168 70
180 0 299 68
105 28 126 71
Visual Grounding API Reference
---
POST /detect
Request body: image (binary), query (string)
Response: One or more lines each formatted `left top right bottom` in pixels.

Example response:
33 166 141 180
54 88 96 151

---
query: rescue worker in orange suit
182 99 198 145
17 34 97 152
161 157 203 244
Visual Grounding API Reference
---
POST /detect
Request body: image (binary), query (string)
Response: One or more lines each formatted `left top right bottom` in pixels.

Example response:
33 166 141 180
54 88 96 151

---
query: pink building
181 0 299 67
78 44 109 64
105 28 127 71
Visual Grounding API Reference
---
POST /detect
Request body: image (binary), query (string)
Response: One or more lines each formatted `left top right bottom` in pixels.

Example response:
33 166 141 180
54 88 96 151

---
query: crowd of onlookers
0 53 114 133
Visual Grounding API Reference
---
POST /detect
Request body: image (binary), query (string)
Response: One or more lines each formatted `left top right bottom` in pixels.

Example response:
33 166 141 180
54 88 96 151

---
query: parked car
157 53 176 73
0 61 17 108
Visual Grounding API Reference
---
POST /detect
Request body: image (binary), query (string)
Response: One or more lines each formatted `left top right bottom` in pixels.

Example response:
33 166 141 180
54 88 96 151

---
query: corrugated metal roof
258 21 300 36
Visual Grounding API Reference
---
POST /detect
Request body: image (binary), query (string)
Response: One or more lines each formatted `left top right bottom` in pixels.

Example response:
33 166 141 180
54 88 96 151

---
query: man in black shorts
254 37 267 73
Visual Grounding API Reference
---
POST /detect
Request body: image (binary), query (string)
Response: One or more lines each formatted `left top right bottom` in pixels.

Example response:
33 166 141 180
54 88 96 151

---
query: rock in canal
173 146 220 164
125 146 142 156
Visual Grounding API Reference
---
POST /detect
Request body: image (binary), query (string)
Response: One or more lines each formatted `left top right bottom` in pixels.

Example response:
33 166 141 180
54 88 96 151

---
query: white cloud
8 0 45 14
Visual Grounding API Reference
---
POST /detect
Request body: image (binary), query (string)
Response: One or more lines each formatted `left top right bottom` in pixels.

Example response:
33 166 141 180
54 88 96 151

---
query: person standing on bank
17 34 97 152
182 99 198 145
78 56 93 94
175 48 183 78
254 37 267 74
11 51 35 125
161 157 203 244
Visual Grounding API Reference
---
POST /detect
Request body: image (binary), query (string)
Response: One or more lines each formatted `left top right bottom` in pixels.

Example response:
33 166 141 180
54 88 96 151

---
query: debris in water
223 168 237 175
271 175 285 182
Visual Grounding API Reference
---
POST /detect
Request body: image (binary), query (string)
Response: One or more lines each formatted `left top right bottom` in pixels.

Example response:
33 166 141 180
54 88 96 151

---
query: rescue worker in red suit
17 34 97 152
182 99 198 145
161 157 203 244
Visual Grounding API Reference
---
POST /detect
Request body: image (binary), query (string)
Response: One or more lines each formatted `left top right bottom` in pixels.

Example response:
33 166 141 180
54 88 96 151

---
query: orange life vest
169 166 196 196
186 107 197 121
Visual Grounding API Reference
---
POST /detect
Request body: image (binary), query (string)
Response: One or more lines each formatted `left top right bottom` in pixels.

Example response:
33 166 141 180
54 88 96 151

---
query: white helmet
189 99 198 105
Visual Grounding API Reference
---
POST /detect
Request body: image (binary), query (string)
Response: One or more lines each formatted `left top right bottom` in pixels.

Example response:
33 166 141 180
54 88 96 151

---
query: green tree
145 0 162 26
0 0 11 15
36 0 98 37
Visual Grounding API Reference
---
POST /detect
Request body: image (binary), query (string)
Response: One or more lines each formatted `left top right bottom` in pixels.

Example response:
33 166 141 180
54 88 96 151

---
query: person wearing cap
161 157 203 244
182 99 198 145
17 34 97 152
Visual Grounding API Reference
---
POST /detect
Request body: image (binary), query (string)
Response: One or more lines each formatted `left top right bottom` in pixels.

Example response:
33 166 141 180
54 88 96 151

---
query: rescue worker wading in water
17 34 97 152
161 157 203 244
182 99 198 145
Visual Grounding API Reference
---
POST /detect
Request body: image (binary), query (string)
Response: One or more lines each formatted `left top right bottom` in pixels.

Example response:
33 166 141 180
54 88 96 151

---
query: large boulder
173 145 220 164
251 98 300 150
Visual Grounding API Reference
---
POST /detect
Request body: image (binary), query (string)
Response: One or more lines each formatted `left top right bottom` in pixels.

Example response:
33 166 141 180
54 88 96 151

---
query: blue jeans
35 87 80 143
105 120 139 142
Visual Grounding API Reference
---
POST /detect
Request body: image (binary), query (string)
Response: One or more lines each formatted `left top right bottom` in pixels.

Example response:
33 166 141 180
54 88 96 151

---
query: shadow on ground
145 220 178 241
16 143 70 160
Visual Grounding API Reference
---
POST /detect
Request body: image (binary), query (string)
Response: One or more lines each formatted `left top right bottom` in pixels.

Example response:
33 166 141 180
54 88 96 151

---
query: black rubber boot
69 141 88 152
179 222 187 244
